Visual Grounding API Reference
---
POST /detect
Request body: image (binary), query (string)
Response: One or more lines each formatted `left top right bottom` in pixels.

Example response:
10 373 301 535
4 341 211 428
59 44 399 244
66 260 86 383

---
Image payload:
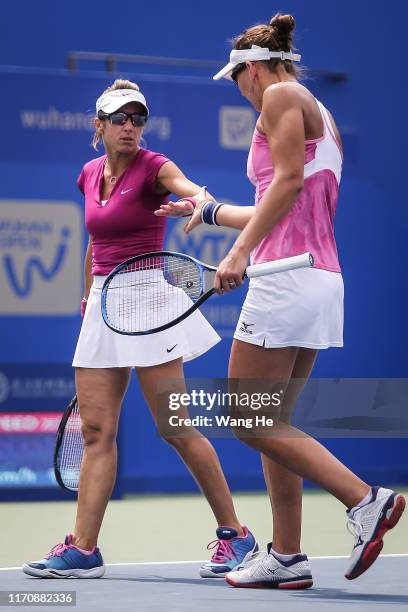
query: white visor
213 45 301 81
96 88 149 116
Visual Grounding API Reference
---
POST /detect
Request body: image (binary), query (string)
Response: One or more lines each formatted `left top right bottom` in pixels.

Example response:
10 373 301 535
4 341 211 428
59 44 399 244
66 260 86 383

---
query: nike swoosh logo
166 344 178 353
121 188 133 195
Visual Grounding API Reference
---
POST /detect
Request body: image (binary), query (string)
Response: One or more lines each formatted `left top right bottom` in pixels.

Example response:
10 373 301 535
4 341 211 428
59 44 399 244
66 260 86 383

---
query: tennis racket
101 250 314 336
54 394 83 492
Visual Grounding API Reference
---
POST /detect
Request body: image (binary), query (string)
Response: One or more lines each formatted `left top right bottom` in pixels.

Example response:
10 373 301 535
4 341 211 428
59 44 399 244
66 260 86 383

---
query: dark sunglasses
231 63 247 83
98 111 147 127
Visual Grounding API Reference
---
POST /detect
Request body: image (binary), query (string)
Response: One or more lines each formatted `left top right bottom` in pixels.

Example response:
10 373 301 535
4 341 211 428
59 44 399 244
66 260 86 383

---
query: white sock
270 547 299 562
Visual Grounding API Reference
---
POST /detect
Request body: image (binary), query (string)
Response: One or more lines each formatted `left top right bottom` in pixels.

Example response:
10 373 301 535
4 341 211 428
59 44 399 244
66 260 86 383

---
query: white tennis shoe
345 486 406 580
225 544 313 589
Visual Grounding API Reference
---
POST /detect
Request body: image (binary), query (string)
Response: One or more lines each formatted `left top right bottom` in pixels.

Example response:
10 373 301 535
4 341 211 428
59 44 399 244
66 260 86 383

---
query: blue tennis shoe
200 526 258 577
22 534 105 578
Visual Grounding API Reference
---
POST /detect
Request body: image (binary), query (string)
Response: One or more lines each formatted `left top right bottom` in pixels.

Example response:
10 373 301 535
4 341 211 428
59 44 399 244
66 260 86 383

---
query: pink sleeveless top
247 99 342 272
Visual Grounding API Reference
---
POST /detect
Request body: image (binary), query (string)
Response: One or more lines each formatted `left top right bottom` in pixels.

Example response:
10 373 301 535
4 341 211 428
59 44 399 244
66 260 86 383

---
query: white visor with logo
96 89 149 116
213 45 301 81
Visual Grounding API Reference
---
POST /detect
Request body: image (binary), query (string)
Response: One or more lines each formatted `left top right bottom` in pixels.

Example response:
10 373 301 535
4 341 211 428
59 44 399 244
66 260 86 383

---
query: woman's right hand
154 199 195 218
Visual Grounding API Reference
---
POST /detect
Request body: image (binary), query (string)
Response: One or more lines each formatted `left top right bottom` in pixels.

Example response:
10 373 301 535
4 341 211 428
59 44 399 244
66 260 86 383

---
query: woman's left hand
214 248 249 293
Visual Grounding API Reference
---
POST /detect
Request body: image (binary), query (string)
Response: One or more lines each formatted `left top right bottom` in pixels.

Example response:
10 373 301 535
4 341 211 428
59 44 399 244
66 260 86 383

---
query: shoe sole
22 564 105 579
200 568 229 578
225 575 313 589
345 493 406 580
199 540 259 578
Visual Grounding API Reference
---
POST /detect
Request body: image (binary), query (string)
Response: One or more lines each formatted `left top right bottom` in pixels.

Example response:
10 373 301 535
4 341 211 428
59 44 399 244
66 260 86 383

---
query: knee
81 419 117 448
162 434 189 452
162 431 201 454
231 424 280 454
231 425 257 448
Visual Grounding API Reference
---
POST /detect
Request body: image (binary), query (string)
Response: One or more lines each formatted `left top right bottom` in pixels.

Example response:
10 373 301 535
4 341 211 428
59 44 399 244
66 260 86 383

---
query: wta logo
165 215 239 266
0 200 82 314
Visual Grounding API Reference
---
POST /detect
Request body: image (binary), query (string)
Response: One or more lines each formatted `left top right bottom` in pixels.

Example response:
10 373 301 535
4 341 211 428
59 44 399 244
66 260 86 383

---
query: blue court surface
2 555 407 611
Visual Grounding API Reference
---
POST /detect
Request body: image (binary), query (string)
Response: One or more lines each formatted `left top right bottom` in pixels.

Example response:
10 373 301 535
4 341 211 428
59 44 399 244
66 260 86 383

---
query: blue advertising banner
0 66 357 354
0 364 74 489
0 66 406 496
1 69 260 167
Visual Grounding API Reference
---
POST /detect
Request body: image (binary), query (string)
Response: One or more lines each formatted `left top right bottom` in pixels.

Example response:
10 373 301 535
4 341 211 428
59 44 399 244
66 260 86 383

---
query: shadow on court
291 588 408 605
2 556 407 611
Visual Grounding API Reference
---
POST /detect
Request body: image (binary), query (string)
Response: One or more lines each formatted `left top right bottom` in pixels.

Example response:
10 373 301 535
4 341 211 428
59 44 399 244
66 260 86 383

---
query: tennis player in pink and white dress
22 79 258 579
158 13 405 589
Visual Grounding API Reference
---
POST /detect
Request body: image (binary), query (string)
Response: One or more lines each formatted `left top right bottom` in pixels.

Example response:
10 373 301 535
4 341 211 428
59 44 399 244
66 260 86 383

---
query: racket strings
105 255 203 333
58 399 83 490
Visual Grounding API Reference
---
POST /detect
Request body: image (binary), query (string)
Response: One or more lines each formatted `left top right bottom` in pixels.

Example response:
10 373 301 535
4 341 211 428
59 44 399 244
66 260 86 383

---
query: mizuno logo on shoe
353 536 364 549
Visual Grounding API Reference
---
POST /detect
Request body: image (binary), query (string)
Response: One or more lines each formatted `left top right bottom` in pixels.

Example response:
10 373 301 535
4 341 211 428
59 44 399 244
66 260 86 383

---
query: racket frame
53 394 80 492
101 250 314 336
101 250 217 336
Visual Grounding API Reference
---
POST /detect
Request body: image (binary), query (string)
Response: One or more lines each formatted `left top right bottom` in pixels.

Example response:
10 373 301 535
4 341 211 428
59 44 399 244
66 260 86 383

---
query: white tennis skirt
234 267 344 349
72 275 221 368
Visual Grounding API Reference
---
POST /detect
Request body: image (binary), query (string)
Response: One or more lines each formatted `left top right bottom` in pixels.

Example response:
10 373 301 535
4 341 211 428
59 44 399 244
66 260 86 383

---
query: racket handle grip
246 252 314 279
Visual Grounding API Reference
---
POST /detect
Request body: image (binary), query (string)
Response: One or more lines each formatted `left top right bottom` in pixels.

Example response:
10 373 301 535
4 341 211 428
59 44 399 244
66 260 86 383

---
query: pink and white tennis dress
234 95 344 349
73 148 220 368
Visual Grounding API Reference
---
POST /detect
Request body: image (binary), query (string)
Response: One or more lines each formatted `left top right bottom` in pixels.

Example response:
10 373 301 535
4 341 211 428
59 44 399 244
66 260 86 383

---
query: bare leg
136 358 244 534
229 340 370 511
262 455 303 553
228 343 305 552
73 367 130 550
261 349 317 554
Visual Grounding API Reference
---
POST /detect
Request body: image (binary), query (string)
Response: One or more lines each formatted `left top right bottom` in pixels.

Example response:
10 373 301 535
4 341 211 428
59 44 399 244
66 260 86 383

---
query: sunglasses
231 63 247 83
98 111 147 127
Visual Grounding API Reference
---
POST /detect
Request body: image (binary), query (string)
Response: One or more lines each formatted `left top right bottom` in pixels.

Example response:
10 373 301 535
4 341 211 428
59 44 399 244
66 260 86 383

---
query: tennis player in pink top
22 79 257 579
159 13 406 588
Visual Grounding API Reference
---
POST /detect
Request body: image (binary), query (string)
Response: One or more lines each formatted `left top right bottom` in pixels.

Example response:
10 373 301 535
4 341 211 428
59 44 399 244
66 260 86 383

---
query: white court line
310 553 408 560
107 553 408 565
107 560 204 566
2 553 407 571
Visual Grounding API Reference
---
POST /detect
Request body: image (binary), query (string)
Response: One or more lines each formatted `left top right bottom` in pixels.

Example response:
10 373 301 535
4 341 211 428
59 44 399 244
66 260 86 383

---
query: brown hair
232 13 300 78
92 79 141 150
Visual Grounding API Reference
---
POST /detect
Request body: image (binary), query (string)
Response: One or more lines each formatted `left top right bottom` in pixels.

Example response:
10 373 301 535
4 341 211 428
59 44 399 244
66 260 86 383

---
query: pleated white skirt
73 275 221 368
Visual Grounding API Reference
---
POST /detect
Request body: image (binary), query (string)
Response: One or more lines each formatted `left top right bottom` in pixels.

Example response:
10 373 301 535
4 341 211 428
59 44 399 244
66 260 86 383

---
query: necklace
104 159 117 185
